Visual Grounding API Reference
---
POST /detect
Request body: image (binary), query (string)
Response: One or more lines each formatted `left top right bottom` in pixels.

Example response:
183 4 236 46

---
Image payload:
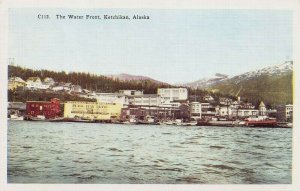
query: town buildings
8 74 293 122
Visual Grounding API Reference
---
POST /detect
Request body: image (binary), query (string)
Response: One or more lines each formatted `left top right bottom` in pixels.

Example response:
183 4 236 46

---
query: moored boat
245 117 277 127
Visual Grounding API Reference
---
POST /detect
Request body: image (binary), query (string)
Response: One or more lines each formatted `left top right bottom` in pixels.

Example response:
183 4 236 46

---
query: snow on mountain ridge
232 61 293 83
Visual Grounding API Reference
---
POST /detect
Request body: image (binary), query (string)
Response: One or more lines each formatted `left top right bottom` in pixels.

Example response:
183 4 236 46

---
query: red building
26 98 61 119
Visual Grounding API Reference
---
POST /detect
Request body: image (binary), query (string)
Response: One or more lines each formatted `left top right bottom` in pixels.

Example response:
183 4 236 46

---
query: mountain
181 73 229 89
209 61 293 106
105 73 168 85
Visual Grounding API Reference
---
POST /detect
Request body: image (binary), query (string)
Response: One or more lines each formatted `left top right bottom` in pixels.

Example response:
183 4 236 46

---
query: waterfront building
8 77 26 90
286 104 293 120
8 102 26 116
120 105 180 122
119 90 143 96
26 77 49 90
201 102 216 117
64 101 122 121
157 88 188 104
276 104 293 122
127 94 161 107
84 92 127 106
190 102 201 120
216 105 235 117
26 98 61 119
237 109 259 118
259 101 267 116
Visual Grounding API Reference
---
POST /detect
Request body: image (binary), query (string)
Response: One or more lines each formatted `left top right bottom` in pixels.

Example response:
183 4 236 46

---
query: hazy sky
9 9 292 84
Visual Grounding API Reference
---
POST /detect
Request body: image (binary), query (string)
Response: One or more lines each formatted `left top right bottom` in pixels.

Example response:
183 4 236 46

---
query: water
7 121 292 184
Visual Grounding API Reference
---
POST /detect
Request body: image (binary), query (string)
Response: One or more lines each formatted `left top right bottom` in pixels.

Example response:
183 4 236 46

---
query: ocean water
7 121 292 184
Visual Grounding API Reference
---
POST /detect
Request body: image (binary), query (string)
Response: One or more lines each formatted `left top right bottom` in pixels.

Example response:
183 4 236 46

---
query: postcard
0 0 300 191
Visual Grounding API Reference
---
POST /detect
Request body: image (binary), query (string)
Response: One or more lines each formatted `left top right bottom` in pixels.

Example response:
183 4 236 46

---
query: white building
285 104 293 119
43 77 55 86
203 95 214 102
94 93 127 106
157 88 188 104
216 105 234 117
128 94 161 107
119 90 143 96
201 102 216 116
26 77 49 90
52 85 64 91
71 85 82 93
259 101 267 116
237 109 259 118
190 102 201 120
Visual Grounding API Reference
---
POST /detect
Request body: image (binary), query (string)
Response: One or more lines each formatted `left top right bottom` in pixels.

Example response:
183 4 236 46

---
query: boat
244 116 277 127
137 116 159 125
123 118 138 125
8 114 24 121
64 116 95 123
23 115 46 121
47 117 64 122
276 122 293 128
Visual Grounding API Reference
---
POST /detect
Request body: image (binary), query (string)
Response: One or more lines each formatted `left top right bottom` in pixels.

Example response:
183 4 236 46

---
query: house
63 83 72 91
52 82 73 92
203 95 214 102
157 88 188 104
219 97 232 105
8 77 26 90
71 85 82 93
52 85 64 91
26 77 49 90
25 98 61 119
43 77 55 86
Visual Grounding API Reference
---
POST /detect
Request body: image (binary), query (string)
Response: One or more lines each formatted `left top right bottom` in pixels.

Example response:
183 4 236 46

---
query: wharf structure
63 101 122 122
25 98 61 119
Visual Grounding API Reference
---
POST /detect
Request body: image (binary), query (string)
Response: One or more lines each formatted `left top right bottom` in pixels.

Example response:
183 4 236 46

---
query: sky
9 9 293 84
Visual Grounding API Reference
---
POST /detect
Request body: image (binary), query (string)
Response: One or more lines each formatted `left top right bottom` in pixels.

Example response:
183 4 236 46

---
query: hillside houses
8 77 27 90
9 76 83 94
